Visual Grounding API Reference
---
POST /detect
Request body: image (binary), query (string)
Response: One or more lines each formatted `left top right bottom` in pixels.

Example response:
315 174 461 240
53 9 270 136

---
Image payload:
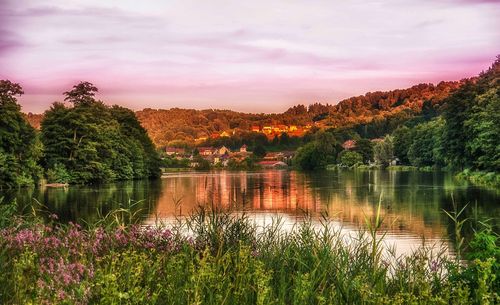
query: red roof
342 140 356 150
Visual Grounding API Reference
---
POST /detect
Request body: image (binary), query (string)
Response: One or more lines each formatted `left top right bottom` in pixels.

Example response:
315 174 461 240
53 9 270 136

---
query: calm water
4 169 499 254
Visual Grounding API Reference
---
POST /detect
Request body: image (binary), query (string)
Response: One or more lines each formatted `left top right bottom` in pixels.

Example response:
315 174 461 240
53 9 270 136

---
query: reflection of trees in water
11 171 498 238
150 170 499 240
305 170 499 238
12 179 163 223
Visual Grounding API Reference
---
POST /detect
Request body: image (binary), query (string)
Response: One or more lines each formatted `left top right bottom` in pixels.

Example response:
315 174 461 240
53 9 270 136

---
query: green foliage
392 126 412 164
41 82 161 184
253 144 266 158
293 131 340 170
442 58 500 171
457 170 500 188
353 138 373 163
46 163 71 184
464 88 500 171
227 157 258 170
0 197 17 229
407 118 445 167
338 150 363 167
387 58 499 178
161 156 190 168
2 204 499 304
373 135 394 167
0 80 43 188
192 155 211 170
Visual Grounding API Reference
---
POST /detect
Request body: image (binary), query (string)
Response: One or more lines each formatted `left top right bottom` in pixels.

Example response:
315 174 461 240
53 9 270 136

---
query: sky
0 0 499 113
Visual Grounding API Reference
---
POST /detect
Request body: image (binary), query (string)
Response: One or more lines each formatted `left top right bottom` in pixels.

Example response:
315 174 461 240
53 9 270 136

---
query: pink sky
1 0 499 113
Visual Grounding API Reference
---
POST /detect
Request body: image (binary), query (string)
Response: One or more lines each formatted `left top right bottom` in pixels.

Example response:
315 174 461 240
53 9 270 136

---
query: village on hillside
194 123 314 143
164 144 294 169
164 136 394 170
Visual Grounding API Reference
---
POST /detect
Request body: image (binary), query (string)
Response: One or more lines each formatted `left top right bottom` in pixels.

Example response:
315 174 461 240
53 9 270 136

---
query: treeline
293 56 500 176
0 81 161 188
25 79 464 149
135 78 462 147
393 56 499 172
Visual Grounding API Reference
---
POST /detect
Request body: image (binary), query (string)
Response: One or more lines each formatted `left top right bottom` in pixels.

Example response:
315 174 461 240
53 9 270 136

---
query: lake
4 169 499 255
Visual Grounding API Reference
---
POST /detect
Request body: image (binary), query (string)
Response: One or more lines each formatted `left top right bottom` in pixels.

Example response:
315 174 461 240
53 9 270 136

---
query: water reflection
8 180 162 224
4 170 499 243
154 170 499 239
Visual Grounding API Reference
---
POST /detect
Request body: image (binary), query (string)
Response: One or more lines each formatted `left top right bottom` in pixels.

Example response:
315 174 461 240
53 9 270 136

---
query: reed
0 199 498 304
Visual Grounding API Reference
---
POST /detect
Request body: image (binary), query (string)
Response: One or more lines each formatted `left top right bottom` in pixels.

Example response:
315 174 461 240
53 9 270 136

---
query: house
240 144 247 153
258 160 288 168
276 124 288 132
342 140 356 150
165 147 186 156
220 131 230 137
198 147 215 156
213 155 221 164
194 136 207 142
218 146 231 155
262 126 272 134
251 126 260 132
289 125 298 132
210 133 220 139
263 152 284 161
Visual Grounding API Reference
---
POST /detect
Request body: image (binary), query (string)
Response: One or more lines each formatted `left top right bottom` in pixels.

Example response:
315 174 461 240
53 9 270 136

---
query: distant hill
25 79 468 148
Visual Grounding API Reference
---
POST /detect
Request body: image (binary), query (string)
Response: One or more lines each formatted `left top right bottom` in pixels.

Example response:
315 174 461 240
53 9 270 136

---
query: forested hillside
25 79 467 148
134 80 464 147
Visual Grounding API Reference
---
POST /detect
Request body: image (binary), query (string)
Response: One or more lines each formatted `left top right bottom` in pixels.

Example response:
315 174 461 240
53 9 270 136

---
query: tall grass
0 198 498 304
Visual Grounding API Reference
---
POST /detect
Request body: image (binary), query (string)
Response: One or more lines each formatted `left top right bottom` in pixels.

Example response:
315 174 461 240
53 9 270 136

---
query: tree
392 126 412 165
354 138 373 164
338 151 363 167
407 119 445 167
0 80 42 188
464 89 500 171
41 82 161 184
373 136 394 167
293 131 340 170
63 81 99 106
441 82 476 169
253 145 266 158
293 142 321 170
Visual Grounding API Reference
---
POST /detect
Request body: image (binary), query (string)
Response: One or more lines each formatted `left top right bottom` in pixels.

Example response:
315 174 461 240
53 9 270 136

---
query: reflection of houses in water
154 170 449 238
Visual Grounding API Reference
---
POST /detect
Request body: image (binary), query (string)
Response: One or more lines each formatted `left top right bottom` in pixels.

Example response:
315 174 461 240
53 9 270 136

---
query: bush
1 205 499 304
338 150 363 167
46 163 71 184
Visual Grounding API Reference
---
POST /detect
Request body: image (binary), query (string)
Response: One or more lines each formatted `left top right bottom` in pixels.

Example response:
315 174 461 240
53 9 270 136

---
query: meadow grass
0 198 498 304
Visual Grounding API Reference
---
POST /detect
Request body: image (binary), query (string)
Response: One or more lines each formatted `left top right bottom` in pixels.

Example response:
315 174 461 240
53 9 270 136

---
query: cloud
1 0 499 113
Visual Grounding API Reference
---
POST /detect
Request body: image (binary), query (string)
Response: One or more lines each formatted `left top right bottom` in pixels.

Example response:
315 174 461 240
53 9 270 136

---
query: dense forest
5 57 499 187
0 81 161 188
136 79 464 147
292 57 499 185
25 79 464 148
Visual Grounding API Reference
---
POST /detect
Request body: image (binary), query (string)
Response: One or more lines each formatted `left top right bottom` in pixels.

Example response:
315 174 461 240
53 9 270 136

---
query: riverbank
456 170 500 189
0 201 498 304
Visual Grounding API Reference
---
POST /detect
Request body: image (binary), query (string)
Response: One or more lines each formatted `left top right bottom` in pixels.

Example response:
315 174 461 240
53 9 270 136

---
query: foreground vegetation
0 199 498 304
